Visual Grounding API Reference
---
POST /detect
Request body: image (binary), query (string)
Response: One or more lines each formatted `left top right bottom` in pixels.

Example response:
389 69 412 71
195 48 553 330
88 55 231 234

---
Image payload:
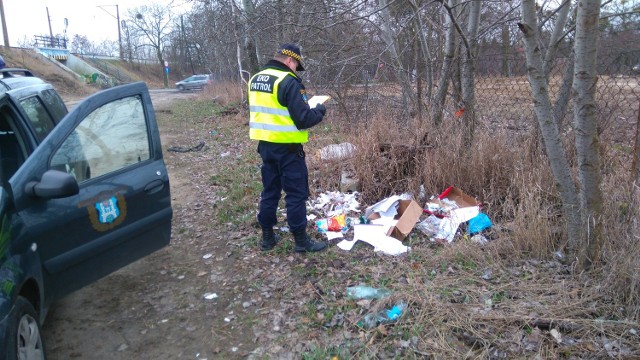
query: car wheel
6 296 46 360
177 85 185 91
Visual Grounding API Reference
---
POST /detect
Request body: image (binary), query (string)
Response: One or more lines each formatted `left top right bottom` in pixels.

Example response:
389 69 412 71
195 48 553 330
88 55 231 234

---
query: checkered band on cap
280 49 302 62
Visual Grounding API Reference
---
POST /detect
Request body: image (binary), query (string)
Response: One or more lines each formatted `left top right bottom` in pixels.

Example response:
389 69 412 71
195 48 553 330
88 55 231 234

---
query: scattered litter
318 142 357 161
422 186 492 243
203 253 213 259
346 285 391 300
310 192 362 240
203 293 218 300
471 234 489 245
220 151 230 157
309 191 360 216
316 213 347 232
424 186 479 218
550 328 562 344
358 301 407 329
167 141 205 153
177 275 185 280
224 317 231 323
365 195 422 240
481 269 493 280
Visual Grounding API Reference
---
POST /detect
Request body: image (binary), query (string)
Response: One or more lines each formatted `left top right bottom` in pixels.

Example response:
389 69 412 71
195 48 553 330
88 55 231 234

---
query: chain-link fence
314 52 640 146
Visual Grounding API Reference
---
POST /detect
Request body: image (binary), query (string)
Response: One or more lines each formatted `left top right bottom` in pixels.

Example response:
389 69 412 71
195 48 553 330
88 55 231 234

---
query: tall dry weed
347 109 563 257
597 151 640 316
200 80 244 106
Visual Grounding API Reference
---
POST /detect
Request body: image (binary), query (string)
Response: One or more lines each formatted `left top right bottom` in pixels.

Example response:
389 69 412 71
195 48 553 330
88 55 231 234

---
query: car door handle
144 179 165 194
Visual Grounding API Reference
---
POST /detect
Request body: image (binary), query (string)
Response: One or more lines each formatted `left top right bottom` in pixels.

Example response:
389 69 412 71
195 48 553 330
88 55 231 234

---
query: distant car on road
175 74 211 91
0 68 173 359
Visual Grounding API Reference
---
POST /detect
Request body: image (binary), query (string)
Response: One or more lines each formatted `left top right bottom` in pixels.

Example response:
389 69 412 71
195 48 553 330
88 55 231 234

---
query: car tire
5 296 46 360
177 85 185 91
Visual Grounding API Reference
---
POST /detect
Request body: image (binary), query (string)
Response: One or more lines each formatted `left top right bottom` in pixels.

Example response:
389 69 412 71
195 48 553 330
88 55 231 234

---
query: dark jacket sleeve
277 75 324 130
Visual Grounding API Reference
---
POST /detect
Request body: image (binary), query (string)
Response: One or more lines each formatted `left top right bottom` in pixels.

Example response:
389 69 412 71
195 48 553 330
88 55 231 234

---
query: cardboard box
424 186 480 218
367 199 423 240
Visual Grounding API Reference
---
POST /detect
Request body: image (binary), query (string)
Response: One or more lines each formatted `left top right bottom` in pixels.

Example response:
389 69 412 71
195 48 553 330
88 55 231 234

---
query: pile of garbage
307 186 493 255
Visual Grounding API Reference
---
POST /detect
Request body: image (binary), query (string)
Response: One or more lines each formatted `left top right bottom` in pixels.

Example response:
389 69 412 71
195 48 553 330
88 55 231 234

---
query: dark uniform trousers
257 141 309 233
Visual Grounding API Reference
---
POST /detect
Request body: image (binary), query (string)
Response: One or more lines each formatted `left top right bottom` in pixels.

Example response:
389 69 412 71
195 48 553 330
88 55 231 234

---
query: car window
0 105 27 187
40 89 68 123
50 96 151 182
19 96 56 142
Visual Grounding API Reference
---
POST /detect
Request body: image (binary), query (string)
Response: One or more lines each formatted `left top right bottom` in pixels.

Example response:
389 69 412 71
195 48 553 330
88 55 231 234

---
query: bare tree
519 0 606 269
518 0 582 262
572 0 604 268
127 2 175 87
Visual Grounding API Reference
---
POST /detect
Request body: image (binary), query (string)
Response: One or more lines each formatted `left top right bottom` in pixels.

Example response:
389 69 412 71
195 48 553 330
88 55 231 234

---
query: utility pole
0 0 9 47
47 7 54 47
116 5 123 60
97 5 123 60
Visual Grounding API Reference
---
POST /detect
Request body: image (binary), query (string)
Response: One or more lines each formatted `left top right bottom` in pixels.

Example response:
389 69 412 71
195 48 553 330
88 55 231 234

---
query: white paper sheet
336 224 410 255
308 95 331 108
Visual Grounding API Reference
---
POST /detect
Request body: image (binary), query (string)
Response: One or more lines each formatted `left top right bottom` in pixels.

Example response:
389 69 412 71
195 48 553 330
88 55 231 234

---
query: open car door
8 82 172 303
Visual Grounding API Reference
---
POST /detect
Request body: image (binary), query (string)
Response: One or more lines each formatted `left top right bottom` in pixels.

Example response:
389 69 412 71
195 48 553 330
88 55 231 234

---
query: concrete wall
65 54 106 78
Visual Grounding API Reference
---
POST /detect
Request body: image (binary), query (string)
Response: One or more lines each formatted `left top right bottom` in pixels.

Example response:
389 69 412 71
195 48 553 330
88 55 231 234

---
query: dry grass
198 80 245 107
155 81 640 358
1 47 95 97
322 102 640 313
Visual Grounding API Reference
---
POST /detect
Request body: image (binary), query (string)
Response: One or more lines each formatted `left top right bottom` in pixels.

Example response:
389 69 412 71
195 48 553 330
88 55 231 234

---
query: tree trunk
573 0 603 269
409 0 433 101
543 0 572 79
460 0 481 143
554 57 575 130
518 0 583 256
379 0 418 115
432 0 457 127
501 23 511 77
242 0 260 74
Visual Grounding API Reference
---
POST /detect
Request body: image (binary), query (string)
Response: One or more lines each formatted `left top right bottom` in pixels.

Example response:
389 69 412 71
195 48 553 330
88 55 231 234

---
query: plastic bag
468 213 492 234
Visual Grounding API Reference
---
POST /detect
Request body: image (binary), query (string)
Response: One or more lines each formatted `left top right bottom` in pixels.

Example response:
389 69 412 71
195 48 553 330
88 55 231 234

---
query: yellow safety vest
248 68 308 143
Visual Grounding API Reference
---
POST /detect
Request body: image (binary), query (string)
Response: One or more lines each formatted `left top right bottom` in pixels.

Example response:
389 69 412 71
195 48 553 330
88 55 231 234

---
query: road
64 88 201 111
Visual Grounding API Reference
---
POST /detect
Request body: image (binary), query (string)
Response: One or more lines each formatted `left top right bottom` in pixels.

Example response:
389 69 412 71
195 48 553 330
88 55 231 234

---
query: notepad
308 95 331 108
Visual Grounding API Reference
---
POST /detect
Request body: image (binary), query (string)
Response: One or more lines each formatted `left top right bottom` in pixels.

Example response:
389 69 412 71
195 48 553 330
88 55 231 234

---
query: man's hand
315 103 326 115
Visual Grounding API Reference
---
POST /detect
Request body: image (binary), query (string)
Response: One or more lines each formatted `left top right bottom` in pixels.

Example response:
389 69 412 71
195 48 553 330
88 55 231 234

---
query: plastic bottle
359 302 407 329
346 285 391 300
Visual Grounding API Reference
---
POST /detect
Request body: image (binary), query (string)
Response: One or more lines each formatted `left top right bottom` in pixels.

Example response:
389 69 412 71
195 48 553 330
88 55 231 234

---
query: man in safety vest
248 43 327 253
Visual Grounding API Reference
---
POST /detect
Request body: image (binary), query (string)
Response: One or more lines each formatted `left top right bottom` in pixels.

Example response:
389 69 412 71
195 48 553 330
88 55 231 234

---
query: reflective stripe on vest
248 68 308 143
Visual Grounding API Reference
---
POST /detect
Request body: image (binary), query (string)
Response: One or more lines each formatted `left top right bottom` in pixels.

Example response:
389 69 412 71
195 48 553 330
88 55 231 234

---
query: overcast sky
2 0 191 47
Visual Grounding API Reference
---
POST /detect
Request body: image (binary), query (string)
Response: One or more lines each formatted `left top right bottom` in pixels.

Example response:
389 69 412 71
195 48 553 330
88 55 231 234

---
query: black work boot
293 229 327 253
261 227 280 251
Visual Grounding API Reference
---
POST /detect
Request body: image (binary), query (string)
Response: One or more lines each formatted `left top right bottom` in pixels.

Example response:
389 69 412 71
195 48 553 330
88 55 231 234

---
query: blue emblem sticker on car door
85 193 128 232
96 196 120 224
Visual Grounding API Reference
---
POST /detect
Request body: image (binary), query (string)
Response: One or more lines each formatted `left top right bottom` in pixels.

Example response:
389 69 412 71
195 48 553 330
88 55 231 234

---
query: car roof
0 68 48 94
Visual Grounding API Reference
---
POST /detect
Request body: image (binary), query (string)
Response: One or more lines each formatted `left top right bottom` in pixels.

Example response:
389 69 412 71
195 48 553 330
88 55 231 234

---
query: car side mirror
25 170 80 199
